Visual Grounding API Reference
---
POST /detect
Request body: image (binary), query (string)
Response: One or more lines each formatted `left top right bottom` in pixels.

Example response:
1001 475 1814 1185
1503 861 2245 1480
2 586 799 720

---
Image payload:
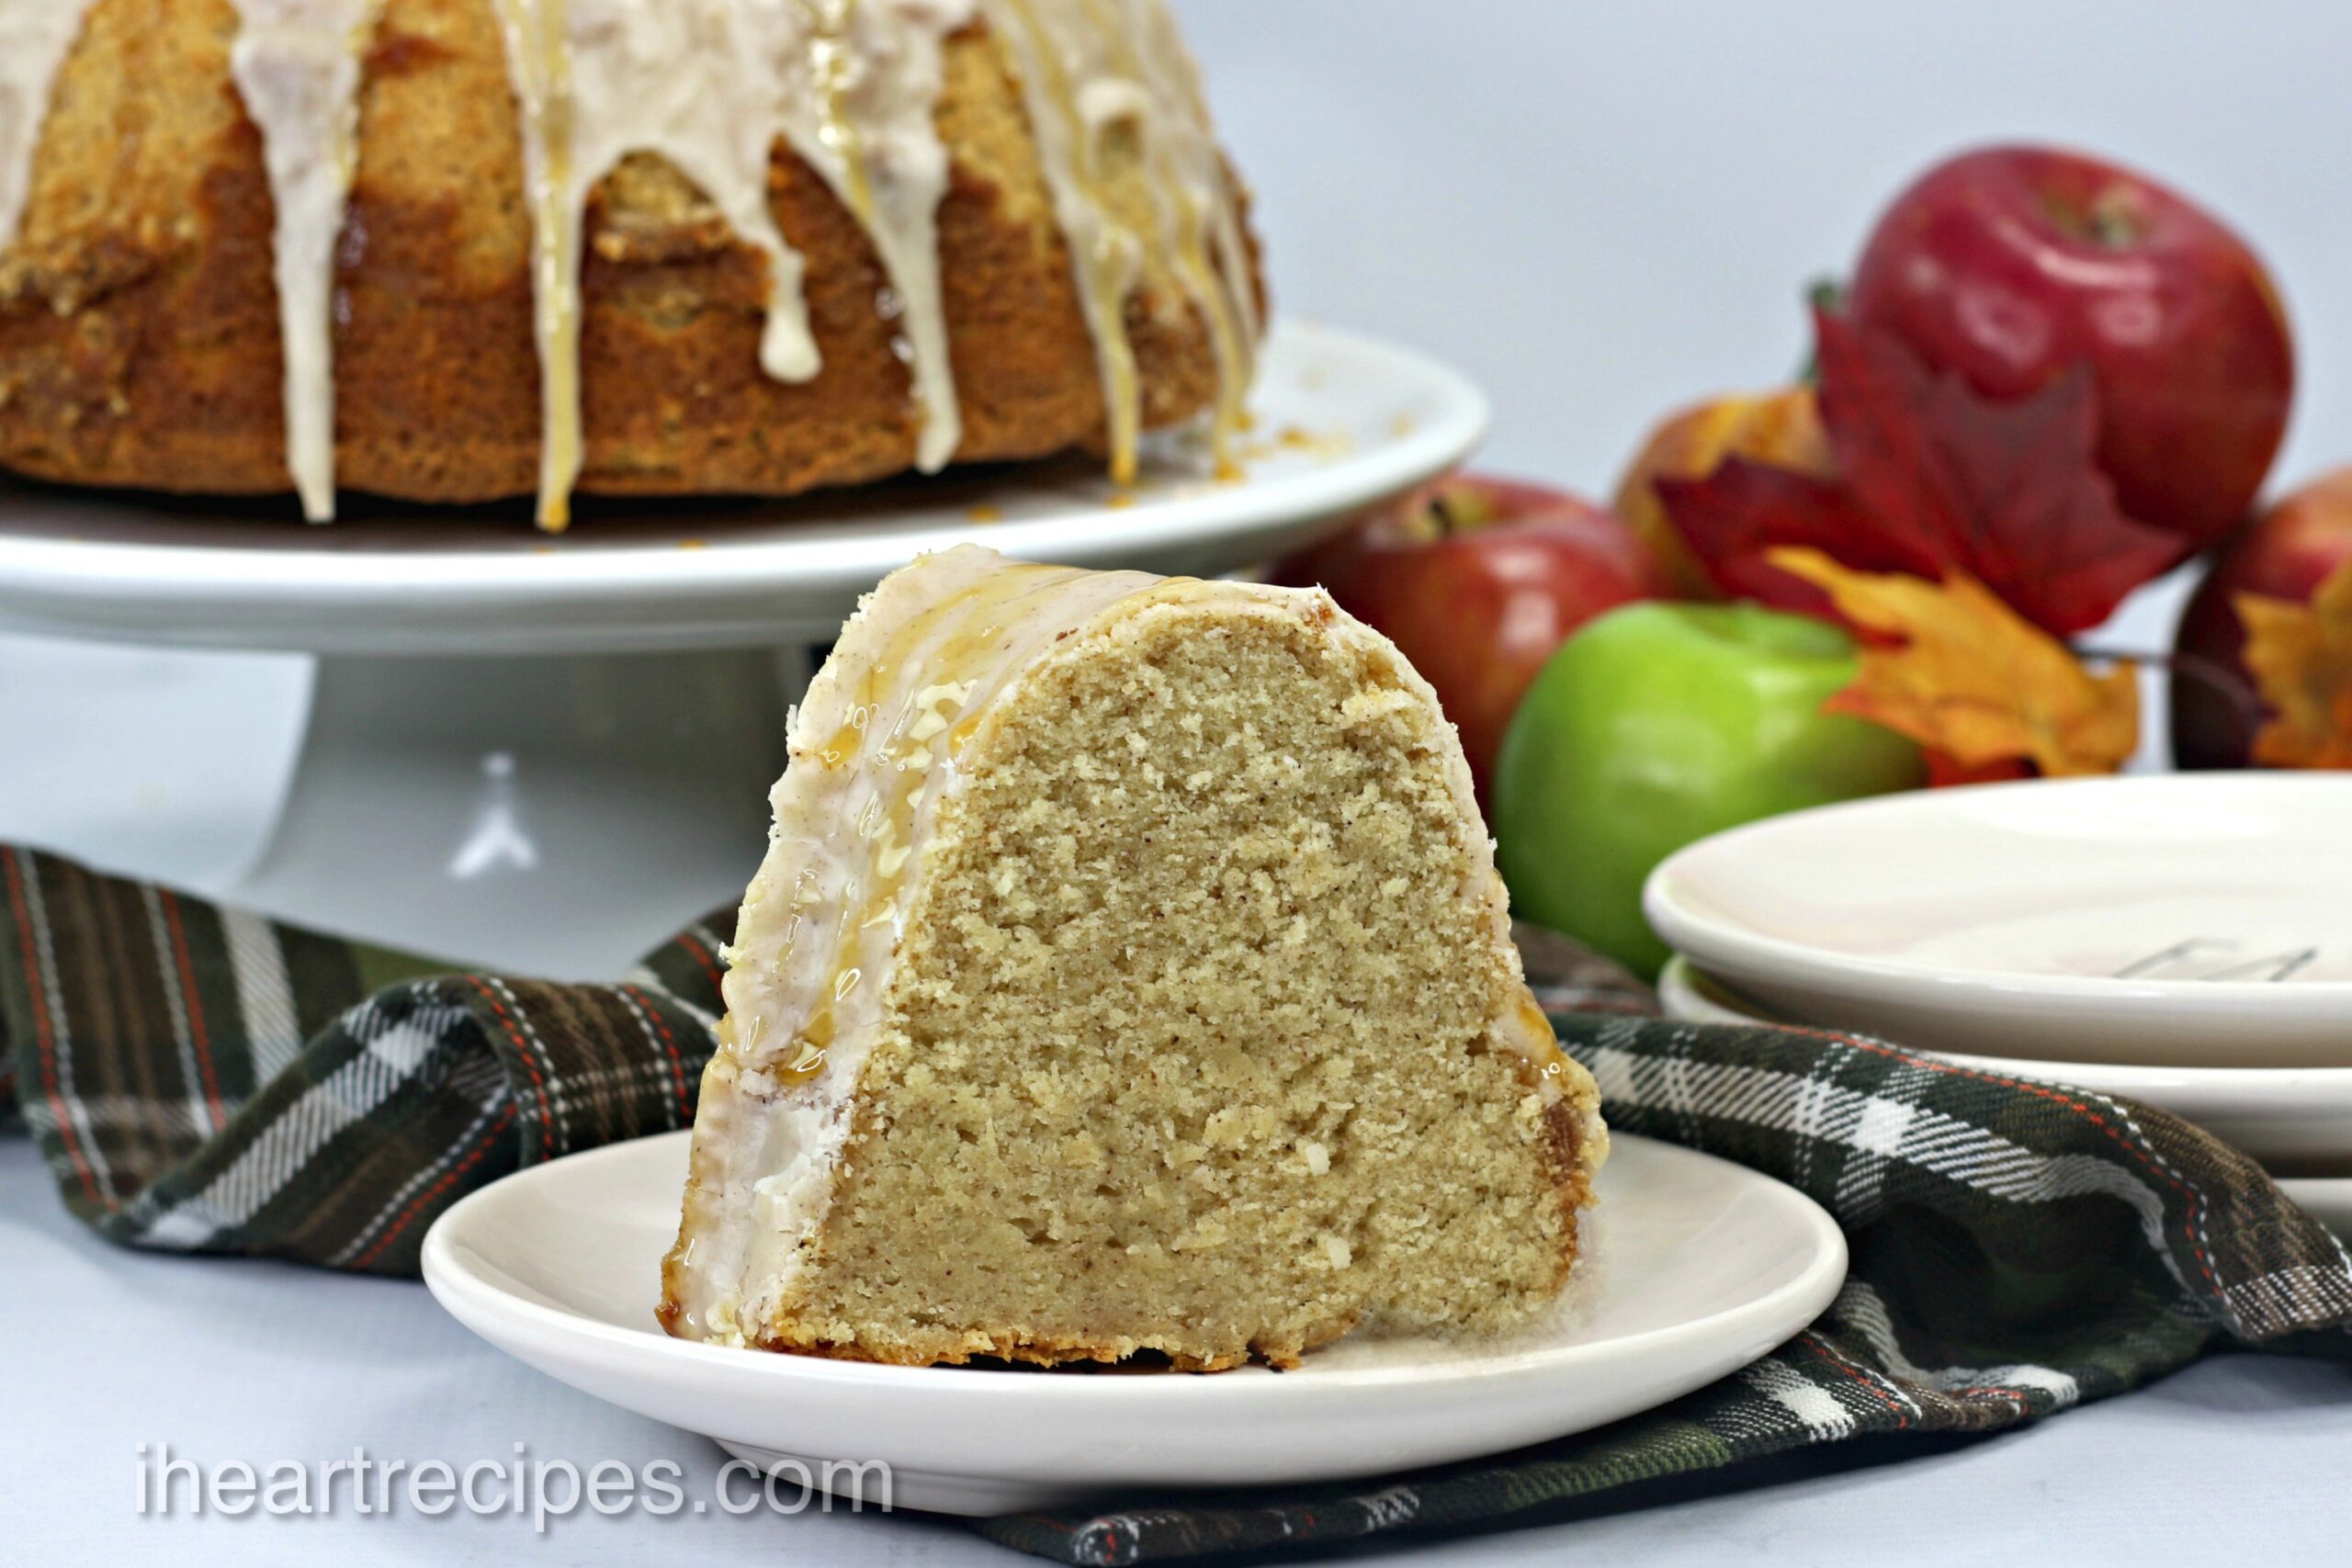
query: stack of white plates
1642 774 2352 1236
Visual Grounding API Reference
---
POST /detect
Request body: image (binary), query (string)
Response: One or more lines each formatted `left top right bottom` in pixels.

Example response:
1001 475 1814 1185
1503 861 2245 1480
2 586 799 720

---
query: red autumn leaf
1816 310 2185 633
1658 307 2184 636
1653 460 1930 621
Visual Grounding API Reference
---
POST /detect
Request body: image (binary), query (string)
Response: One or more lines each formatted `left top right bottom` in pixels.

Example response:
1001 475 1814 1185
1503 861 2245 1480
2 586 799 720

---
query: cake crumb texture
744 592 1598 1370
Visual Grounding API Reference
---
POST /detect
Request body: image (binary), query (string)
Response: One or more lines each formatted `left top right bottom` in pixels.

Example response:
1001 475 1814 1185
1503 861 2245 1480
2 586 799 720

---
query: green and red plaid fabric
5 845 2349 1563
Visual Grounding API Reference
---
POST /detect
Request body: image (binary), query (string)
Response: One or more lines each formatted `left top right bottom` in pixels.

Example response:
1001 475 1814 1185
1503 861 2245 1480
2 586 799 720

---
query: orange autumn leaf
1766 547 2140 777
2237 557 2352 769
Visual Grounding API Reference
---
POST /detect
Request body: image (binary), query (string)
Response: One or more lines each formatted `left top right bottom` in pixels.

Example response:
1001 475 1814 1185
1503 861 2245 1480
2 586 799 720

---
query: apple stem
2088 187 2143 249
1795 279 1846 385
2075 643 2267 744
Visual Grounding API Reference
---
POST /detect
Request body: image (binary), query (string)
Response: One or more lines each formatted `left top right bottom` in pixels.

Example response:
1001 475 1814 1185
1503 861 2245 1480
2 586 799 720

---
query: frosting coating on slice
664 547 1159 1339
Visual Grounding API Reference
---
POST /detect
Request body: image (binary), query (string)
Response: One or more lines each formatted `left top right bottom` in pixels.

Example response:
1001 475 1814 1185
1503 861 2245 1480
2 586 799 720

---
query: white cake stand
0 322 1486 975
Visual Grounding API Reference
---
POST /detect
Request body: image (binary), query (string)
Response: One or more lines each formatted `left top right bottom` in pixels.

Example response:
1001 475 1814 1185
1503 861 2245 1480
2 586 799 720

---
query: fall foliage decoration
1769 547 2140 777
2236 557 2352 769
1612 385 1830 600
1657 308 2183 636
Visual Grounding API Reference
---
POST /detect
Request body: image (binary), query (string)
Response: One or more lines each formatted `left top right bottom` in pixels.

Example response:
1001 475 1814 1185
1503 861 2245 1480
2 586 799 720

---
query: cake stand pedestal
0 323 1486 976
234 647 805 974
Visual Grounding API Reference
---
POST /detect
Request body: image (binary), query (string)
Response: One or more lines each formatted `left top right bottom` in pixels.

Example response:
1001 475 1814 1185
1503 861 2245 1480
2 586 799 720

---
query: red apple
1851 145 2293 552
2172 468 2352 769
1272 473 1668 806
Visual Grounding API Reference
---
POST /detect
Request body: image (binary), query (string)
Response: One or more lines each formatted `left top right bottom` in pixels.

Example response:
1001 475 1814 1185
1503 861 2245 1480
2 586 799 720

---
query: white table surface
8 628 2352 1562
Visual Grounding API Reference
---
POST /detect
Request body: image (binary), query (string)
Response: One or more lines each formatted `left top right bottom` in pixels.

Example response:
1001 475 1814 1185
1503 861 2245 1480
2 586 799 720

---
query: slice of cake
660 545 1606 1369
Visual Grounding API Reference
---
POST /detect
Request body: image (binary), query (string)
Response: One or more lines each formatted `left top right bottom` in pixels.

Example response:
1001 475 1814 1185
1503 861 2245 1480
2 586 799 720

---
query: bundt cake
0 0 1260 527
660 546 1608 1370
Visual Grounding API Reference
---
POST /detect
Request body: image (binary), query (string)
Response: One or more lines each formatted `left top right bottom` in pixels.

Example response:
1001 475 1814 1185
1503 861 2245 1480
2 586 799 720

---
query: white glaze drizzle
492 0 978 529
1113 0 1257 468
0 1 104 253
665 546 1159 1339
785 0 971 473
496 0 811 528
228 0 380 523
978 0 1142 483
977 0 1257 483
0 0 1254 526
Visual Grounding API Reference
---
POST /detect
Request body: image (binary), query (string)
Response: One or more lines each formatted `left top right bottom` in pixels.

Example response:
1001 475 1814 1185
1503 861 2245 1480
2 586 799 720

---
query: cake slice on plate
660 545 1605 1369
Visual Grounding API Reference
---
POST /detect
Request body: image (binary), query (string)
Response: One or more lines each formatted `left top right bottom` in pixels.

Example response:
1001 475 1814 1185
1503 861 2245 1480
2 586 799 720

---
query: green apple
1492 601 1926 978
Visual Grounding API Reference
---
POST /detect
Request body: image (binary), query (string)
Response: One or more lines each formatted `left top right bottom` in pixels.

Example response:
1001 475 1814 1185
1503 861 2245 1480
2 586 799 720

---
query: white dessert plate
1644 774 2352 1068
1658 956 2352 1176
0 320 1485 654
422 1129 1845 1517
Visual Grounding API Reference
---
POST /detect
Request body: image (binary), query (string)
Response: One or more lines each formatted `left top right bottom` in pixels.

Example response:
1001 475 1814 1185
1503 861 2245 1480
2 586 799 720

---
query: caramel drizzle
791 0 967 473
1125 0 1258 468
1513 990 1578 1101
985 0 1143 484
775 672 972 1077
760 567 1080 1084
980 0 1258 486
808 0 877 224
494 0 975 528
494 0 842 530
1079 0 1251 476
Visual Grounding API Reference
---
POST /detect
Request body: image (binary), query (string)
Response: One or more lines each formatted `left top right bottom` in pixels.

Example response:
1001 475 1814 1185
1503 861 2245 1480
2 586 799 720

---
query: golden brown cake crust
0 0 1253 508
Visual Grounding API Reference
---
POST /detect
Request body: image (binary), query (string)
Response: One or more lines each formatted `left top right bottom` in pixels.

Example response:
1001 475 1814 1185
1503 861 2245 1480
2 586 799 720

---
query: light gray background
6 2 2350 1562
1194 0 2348 511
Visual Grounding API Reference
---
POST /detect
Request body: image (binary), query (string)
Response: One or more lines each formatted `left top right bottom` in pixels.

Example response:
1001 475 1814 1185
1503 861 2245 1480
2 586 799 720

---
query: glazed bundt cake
660 546 1607 1370
0 0 1260 526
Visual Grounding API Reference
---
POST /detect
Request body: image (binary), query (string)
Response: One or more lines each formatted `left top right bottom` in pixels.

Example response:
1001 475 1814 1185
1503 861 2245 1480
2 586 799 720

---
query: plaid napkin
5 846 2348 1563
